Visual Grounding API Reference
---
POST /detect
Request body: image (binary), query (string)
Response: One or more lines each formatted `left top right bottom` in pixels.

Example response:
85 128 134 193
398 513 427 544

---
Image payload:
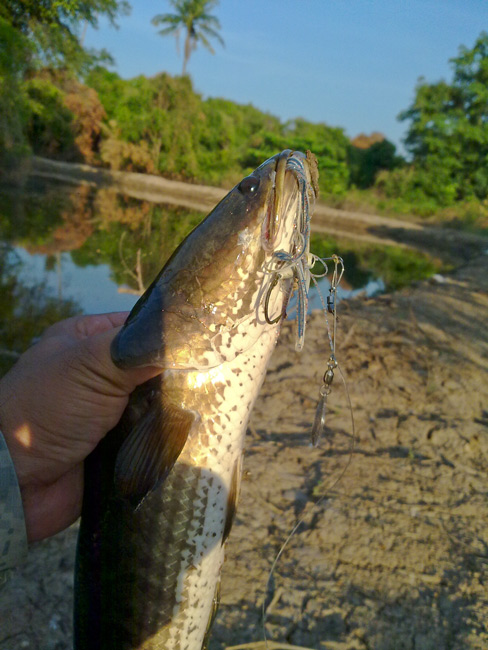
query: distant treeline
2 64 402 198
0 1 487 224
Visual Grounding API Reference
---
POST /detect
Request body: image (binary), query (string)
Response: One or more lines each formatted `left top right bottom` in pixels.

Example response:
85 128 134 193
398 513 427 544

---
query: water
13 247 137 314
0 179 204 319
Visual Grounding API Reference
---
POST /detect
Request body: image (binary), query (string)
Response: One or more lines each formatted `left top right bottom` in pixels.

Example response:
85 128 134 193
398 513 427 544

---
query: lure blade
311 387 329 446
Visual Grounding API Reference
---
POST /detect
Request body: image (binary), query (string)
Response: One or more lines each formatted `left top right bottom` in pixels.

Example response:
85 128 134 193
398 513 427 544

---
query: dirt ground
1 253 487 650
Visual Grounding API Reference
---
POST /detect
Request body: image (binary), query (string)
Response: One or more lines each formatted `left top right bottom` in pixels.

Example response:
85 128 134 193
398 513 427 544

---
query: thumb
74 324 162 397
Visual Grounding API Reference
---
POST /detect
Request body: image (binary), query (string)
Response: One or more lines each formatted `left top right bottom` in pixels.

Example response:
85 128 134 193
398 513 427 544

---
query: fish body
74 150 318 650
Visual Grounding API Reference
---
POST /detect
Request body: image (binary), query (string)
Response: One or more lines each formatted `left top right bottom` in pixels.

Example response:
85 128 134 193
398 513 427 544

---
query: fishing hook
264 273 283 325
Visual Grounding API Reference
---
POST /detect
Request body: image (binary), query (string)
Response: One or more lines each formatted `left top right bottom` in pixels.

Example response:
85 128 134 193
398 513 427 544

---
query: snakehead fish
74 150 319 650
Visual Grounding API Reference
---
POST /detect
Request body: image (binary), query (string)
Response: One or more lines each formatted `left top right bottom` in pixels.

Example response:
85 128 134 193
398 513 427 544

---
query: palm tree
152 0 224 75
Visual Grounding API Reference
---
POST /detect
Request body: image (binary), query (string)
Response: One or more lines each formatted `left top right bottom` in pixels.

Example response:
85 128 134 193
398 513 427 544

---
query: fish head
111 150 318 370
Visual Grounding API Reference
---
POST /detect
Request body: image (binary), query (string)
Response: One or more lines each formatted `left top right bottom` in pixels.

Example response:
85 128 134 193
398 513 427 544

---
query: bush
24 77 76 159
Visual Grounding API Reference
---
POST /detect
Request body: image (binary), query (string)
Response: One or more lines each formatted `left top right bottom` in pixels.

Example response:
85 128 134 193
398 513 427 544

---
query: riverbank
1 252 487 649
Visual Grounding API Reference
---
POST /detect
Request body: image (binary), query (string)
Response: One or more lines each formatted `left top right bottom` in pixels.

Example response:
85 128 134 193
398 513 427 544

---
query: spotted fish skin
74 150 318 650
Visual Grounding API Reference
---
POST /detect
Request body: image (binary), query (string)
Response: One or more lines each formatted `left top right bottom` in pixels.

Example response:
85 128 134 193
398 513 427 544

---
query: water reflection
0 179 205 311
0 244 78 375
0 179 206 372
13 247 137 314
309 233 444 293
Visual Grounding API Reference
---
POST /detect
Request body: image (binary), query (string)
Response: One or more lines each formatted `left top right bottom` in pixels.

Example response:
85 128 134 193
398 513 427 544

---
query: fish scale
74 150 318 649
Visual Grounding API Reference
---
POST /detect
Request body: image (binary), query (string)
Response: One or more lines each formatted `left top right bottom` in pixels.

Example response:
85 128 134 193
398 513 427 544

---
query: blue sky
85 1 487 153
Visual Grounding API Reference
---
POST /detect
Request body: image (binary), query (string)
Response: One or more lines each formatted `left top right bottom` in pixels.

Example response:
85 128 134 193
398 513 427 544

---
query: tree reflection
71 189 204 291
0 179 205 294
0 244 78 376
309 233 442 292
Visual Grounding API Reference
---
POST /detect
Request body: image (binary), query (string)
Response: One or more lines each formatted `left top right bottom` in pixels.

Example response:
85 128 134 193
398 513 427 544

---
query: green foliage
1 0 129 31
24 77 77 158
374 166 448 217
0 15 31 77
0 17 32 172
0 0 130 74
86 68 351 194
285 119 350 196
239 118 350 195
434 199 488 233
87 69 205 177
152 0 224 75
393 31 488 208
198 97 282 184
348 139 403 189
0 0 128 174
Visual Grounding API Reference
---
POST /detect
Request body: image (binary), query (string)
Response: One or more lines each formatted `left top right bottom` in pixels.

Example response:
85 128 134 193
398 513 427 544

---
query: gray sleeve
0 430 28 588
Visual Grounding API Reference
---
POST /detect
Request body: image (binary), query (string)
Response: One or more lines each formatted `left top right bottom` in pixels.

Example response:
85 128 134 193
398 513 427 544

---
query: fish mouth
257 149 318 327
262 149 316 255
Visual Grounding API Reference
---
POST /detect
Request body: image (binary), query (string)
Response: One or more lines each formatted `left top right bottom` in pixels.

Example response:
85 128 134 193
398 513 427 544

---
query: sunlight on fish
187 367 227 391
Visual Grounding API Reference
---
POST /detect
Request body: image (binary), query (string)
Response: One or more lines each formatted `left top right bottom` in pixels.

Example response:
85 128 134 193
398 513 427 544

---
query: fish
74 149 319 650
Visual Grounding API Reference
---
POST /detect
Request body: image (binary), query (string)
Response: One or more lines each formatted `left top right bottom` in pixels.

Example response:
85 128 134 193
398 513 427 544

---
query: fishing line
261 365 355 649
259 154 355 647
261 254 355 649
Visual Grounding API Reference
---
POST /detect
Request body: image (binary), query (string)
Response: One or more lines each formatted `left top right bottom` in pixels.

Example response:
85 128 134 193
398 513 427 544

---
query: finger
74 312 130 340
74 320 162 395
41 312 130 342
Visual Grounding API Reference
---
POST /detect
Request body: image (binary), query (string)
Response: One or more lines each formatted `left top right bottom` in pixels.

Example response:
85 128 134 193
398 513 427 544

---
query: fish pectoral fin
114 401 194 507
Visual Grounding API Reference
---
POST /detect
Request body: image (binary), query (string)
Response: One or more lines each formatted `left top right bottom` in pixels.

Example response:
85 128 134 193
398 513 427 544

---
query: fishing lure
262 154 345 445
263 154 312 350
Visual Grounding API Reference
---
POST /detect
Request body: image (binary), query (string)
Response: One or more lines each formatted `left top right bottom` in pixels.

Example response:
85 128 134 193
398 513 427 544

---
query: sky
84 0 488 153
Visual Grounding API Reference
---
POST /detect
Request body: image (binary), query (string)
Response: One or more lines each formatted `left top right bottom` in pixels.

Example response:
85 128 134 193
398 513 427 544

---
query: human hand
0 313 159 543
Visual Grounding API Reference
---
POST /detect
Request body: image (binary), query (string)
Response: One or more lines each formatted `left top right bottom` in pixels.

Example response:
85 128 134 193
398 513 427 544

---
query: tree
348 138 403 189
151 0 224 75
0 0 130 73
399 31 488 204
0 0 129 173
0 16 32 170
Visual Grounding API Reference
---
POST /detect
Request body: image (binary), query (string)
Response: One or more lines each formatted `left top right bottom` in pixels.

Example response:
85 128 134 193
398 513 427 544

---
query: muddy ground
1 253 487 650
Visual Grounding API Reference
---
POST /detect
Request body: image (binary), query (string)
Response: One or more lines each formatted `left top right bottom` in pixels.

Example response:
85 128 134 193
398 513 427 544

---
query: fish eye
238 175 260 195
